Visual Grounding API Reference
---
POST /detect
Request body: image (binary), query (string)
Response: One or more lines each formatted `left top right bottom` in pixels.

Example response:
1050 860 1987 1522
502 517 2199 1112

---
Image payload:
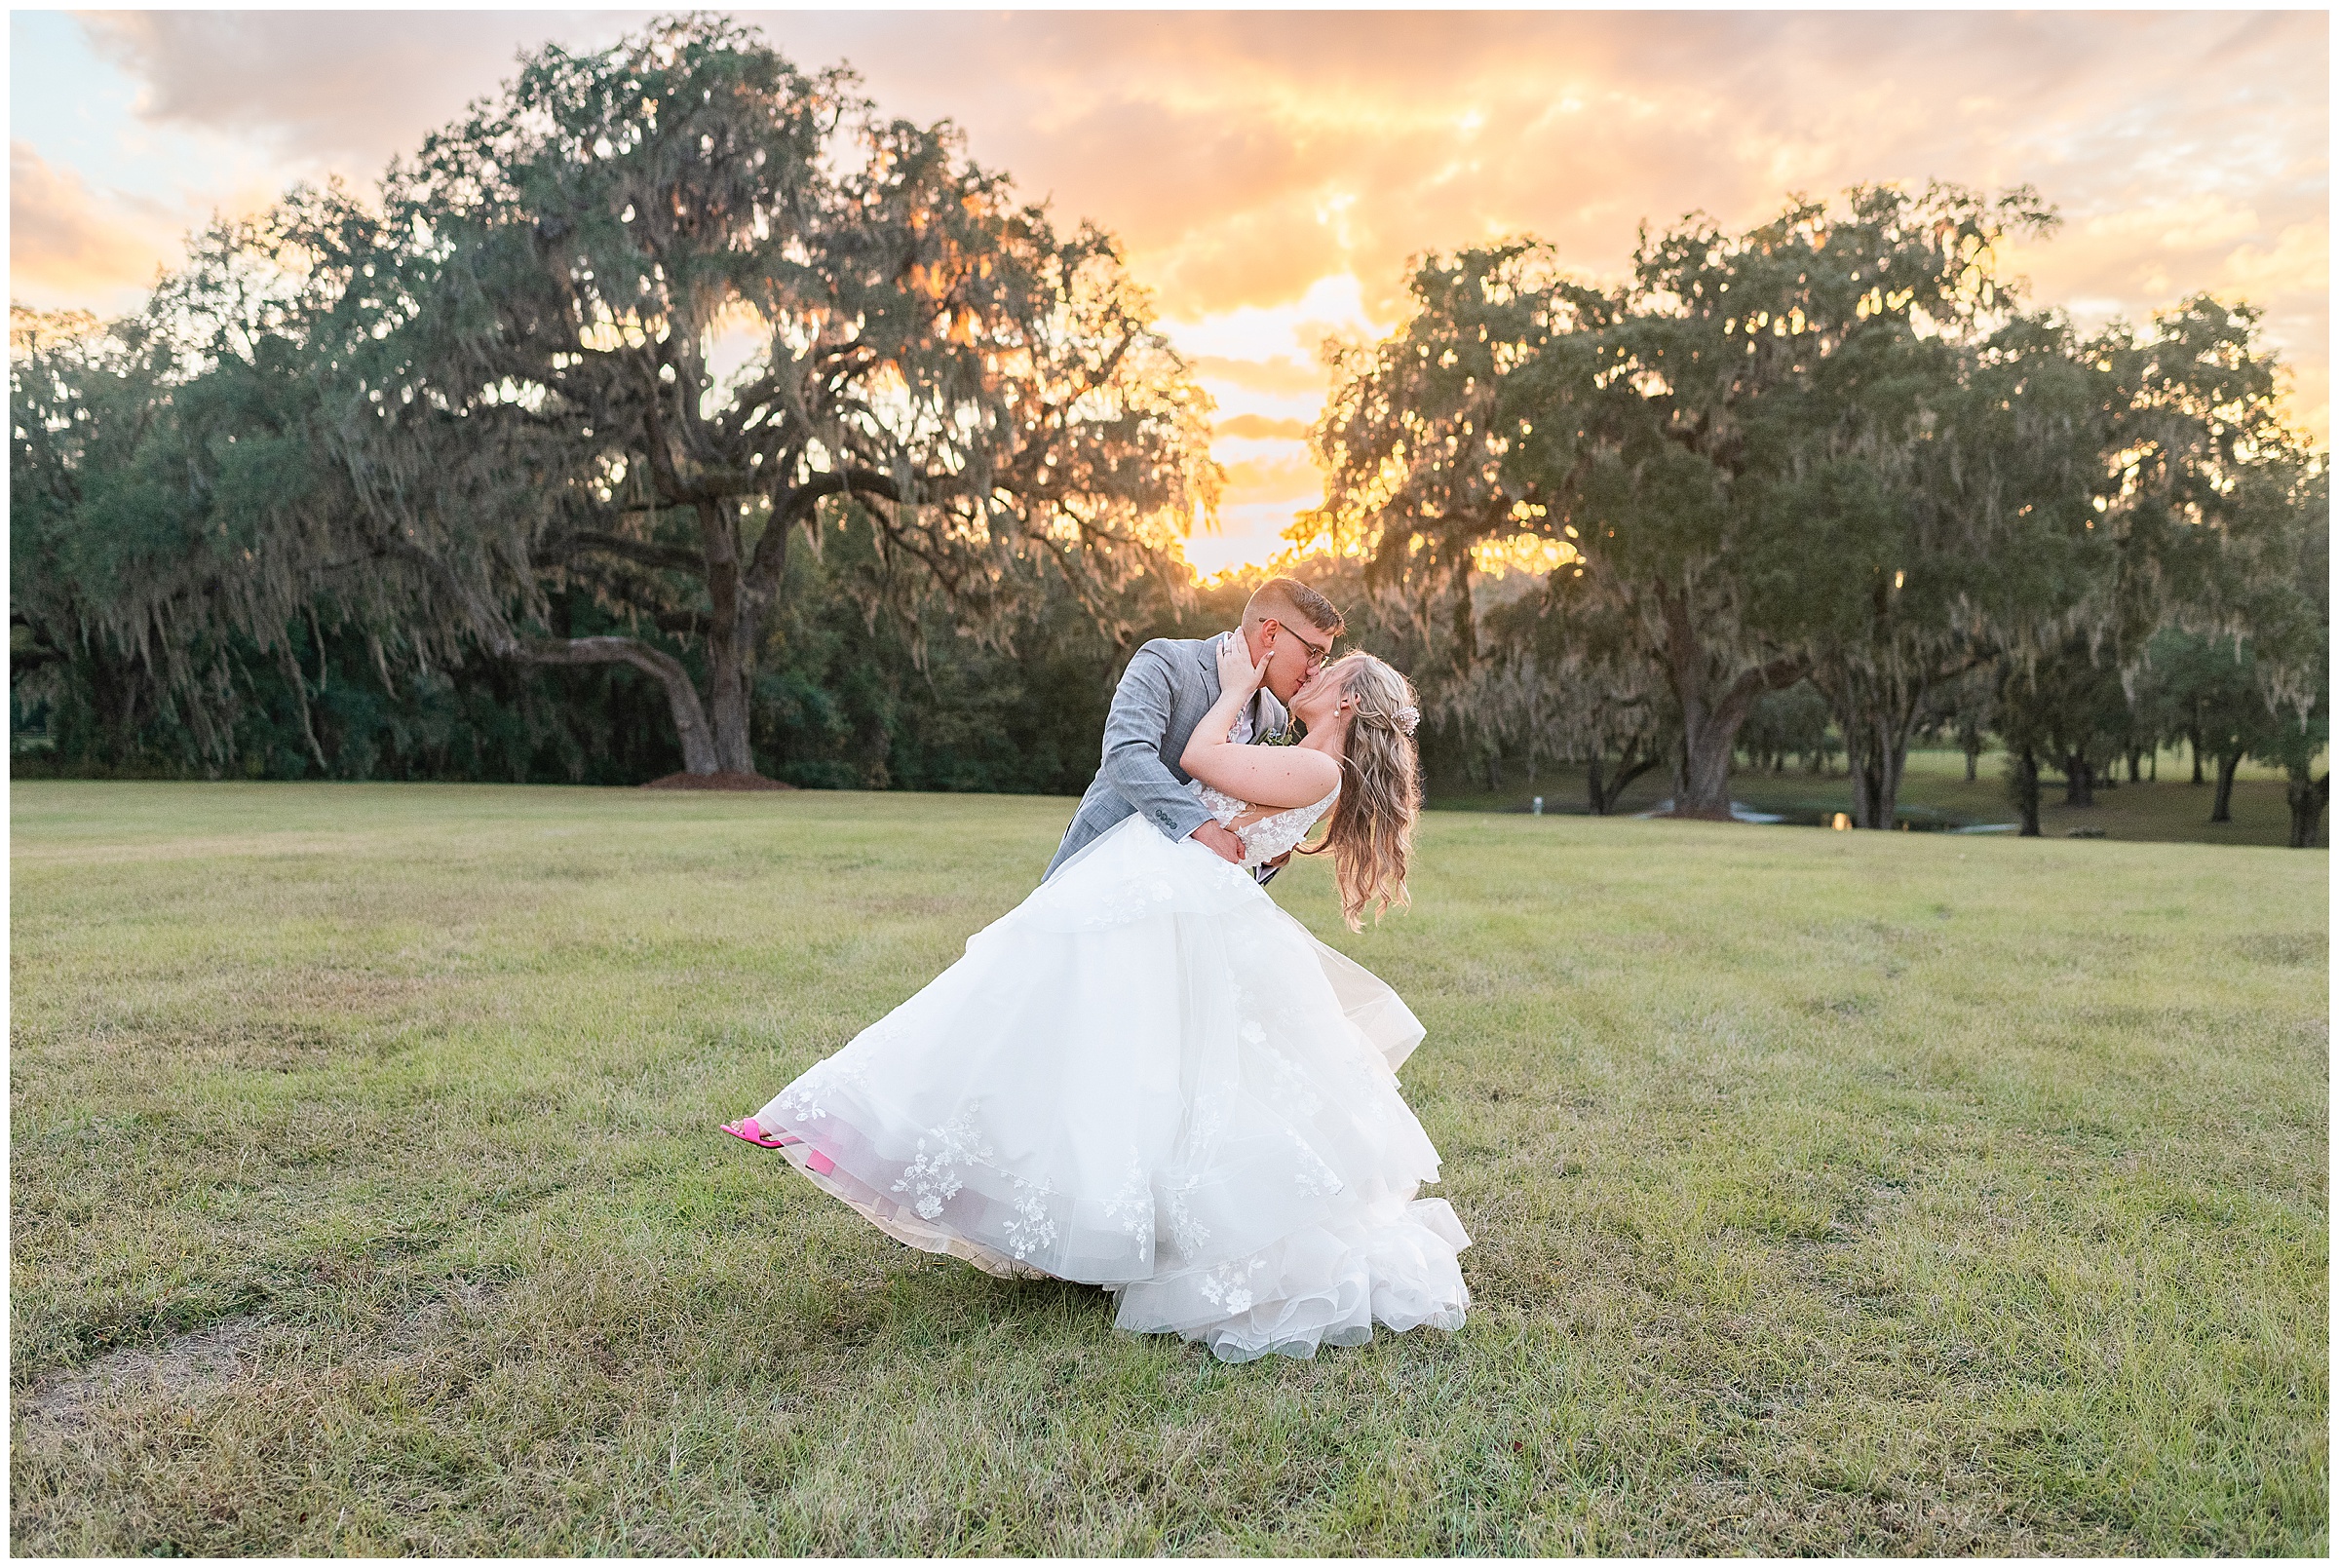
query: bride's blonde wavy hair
1298 652 1424 930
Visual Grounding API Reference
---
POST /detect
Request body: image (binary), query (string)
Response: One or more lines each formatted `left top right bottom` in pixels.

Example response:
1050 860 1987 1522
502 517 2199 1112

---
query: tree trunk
2210 750 2241 822
1655 582 1800 820
1589 745 1660 816
2286 769 2328 848
2189 728 2205 784
1679 722 1737 819
2127 748 2142 784
2012 746 2041 837
2061 752 2094 808
519 636 719 775
1846 729 1906 830
2149 748 2158 783
92 658 140 767
1964 737 1979 782
698 500 758 775
1811 658 1932 829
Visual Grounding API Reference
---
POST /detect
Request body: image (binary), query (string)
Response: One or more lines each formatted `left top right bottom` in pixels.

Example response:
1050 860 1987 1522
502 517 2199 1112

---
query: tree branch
1726 651 1812 708
746 468 906 594
545 529 707 576
512 634 719 773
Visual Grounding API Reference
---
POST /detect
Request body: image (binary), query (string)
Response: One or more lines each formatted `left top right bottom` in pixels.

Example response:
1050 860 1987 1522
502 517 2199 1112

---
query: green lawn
1437 745 2323 849
10 782 2328 1554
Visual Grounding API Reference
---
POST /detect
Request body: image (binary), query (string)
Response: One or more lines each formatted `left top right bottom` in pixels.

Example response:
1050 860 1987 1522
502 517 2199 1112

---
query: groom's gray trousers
1045 636 1287 884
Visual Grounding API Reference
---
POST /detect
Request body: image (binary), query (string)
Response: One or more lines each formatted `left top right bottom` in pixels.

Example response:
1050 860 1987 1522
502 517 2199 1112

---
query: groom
1046 577 1345 884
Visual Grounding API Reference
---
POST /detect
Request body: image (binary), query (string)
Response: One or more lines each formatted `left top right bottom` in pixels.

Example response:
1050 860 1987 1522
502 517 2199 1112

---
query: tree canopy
15 15 1218 780
12 42 2324 845
1307 182 2326 838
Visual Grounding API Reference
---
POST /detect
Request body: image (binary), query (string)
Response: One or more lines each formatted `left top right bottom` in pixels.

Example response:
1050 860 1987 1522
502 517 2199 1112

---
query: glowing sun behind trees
144 17 1220 779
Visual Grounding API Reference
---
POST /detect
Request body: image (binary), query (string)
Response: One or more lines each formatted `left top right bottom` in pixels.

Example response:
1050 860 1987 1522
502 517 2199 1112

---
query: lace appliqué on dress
1099 1156 1154 1244
1190 781 1339 868
1182 1089 1229 1162
776 1055 869 1124
1267 1052 1325 1123
1163 1178 1209 1258
1199 1258 1267 1316
1285 1128 1343 1196
893 1113 994 1221
1004 1173 1058 1260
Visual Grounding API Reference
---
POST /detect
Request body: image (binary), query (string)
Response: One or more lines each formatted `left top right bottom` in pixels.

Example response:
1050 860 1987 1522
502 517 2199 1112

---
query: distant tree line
1303 185 2328 847
11 19 2327 850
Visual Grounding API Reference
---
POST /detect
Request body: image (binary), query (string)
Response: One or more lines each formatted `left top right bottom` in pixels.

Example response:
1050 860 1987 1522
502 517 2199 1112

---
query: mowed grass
10 781 2328 1554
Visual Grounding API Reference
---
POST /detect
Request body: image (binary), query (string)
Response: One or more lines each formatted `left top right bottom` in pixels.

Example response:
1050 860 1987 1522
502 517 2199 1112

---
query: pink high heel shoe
719 1116 791 1148
718 1117 834 1173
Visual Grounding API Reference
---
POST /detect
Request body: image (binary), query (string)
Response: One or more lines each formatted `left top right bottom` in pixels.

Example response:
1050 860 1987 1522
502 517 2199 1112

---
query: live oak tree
2166 343 2330 846
10 307 199 762
207 16 1217 778
1988 297 2324 839
9 290 459 773
2140 631 2271 822
2221 454 2328 845
2251 486 2329 848
1313 184 2060 819
1803 304 2107 828
11 308 176 759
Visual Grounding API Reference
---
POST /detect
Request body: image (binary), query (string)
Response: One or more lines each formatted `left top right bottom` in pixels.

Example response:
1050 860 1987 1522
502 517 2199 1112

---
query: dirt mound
641 770 795 791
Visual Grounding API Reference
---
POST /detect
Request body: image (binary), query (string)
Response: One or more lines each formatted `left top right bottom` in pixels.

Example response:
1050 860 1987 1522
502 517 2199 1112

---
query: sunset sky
11 9 2329 574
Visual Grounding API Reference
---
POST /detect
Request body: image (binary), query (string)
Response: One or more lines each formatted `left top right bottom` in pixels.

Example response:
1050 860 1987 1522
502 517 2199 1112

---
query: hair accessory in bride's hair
1394 704 1420 736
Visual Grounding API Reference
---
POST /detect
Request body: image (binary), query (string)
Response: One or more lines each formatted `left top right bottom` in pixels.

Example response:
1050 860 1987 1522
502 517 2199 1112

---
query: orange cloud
8 141 172 304
1185 356 1329 398
20 8 2326 567
1220 449 1320 502
1215 414 1311 440
78 11 638 173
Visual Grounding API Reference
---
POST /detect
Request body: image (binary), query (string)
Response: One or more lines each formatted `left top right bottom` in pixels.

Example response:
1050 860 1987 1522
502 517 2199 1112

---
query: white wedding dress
739 779 1470 1362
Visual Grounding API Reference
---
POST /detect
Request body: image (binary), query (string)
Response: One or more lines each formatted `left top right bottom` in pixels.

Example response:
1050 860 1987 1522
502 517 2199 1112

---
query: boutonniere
1259 724 1304 746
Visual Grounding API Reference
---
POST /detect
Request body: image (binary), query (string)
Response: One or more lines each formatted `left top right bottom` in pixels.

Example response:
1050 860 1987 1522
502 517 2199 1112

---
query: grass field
10 782 2328 1553
1436 745 2324 849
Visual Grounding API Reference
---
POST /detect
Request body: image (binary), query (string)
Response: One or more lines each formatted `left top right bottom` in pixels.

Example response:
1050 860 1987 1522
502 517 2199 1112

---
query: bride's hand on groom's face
1217 631 1268 698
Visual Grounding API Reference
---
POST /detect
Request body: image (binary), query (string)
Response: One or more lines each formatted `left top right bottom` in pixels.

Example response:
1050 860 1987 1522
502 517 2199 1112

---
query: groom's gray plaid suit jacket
1044 636 1288 883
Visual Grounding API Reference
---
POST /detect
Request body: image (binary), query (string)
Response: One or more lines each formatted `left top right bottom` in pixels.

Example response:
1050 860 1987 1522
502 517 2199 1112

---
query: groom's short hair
1244 577 1344 637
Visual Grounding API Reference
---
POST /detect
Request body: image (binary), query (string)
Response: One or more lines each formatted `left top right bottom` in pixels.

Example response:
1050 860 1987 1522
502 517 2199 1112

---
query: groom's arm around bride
1045 578 1345 884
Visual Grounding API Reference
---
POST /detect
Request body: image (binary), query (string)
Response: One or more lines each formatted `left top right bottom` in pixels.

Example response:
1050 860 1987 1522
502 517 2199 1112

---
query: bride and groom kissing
722 578 1470 1362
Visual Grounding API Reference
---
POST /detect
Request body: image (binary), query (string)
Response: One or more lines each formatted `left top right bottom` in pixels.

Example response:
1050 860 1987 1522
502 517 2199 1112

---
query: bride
720 632 1469 1362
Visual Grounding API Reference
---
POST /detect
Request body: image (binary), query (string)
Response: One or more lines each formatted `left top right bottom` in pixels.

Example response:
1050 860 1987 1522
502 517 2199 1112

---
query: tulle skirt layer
749 814 1469 1361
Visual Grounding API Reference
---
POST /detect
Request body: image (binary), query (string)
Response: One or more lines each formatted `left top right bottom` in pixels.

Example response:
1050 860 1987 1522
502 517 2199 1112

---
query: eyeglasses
1277 624 1336 671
